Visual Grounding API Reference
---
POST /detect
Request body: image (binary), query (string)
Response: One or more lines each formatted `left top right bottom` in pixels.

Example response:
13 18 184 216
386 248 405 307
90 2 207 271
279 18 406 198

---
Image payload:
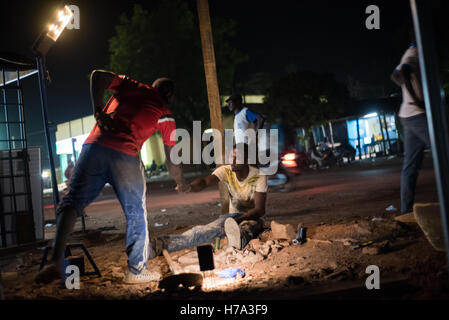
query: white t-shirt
396 46 425 118
233 107 268 152
212 165 268 213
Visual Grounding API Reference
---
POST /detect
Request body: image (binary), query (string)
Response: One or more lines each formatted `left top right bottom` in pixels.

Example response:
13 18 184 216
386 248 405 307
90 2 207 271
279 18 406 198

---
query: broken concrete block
178 251 199 265
258 244 271 257
248 239 262 252
183 264 201 273
270 221 297 240
278 240 291 247
394 212 416 223
362 246 380 255
414 203 445 252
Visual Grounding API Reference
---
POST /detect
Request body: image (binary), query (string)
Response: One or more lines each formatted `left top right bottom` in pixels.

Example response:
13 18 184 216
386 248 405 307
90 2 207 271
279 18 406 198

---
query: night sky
0 0 411 167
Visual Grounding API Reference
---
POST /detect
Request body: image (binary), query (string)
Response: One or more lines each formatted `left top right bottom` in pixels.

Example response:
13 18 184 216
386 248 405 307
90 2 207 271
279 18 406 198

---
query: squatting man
149 143 267 258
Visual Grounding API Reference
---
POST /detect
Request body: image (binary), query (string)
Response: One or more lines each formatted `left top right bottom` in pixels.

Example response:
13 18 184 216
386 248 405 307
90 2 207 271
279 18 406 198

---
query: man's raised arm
90 70 117 131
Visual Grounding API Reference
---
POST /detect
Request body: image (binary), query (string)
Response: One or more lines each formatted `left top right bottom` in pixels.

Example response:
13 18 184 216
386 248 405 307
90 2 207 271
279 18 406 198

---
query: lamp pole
35 55 60 208
32 5 74 215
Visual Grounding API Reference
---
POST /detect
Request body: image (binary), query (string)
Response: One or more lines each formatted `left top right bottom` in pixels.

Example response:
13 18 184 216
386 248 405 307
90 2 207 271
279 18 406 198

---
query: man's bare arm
163 144 190 192
90 70 116 114
235 192 267 223
189 175 220 192
90 70 118 131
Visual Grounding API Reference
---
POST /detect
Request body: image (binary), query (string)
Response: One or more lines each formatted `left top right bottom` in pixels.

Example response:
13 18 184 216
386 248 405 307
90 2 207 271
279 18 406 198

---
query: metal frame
0 61 35 247
410 0 449 264
35 55 60 208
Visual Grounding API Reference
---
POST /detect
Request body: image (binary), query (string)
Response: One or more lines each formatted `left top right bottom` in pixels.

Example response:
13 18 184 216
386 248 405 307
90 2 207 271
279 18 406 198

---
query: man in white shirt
225 94 272 165
149 143 267 256
391 39 430 215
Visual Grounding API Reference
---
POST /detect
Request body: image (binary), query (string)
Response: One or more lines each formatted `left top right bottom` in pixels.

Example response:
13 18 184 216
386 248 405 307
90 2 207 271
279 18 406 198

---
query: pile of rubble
169 221 300 274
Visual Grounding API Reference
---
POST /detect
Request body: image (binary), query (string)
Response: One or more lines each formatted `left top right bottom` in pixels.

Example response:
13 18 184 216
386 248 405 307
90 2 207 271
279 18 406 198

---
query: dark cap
225 93 242 103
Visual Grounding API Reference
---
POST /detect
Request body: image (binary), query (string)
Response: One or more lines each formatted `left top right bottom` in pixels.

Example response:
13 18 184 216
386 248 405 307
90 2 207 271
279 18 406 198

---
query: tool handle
163 249 181 275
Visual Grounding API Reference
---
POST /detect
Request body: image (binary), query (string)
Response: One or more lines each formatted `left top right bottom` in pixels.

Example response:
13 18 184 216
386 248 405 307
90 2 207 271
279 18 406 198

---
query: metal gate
0 53 37 248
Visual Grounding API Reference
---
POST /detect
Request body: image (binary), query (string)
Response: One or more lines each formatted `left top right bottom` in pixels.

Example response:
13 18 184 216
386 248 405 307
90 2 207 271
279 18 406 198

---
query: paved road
43 155 438 238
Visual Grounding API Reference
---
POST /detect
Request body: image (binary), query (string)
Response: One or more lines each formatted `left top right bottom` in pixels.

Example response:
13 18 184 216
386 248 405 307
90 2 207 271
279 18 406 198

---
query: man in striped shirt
36 70 189 284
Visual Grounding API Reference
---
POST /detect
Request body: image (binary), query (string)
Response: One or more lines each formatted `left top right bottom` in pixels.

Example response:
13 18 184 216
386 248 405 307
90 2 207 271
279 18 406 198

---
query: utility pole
197 0 229 213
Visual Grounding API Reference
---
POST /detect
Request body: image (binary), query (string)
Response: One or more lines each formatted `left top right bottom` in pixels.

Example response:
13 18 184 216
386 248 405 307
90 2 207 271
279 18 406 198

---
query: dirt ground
1 155 448 300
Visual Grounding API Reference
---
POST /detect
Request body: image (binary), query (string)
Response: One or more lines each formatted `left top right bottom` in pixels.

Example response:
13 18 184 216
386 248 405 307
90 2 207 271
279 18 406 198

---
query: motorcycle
309 143 343 169
267 150 302 189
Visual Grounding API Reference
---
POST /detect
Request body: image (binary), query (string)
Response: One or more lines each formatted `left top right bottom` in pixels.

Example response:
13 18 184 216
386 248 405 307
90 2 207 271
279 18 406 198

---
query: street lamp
32 5 73 213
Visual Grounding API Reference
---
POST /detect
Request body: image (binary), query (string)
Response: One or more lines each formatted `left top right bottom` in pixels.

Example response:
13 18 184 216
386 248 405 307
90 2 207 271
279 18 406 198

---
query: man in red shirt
36 70 190 284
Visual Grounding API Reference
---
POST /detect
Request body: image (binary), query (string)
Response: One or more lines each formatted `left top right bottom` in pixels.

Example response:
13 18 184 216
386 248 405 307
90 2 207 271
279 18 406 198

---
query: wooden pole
197 0 229 213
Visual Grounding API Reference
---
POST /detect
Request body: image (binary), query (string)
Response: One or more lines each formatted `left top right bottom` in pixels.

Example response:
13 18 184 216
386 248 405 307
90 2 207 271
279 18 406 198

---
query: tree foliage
261 71 351 129
108 1 247 129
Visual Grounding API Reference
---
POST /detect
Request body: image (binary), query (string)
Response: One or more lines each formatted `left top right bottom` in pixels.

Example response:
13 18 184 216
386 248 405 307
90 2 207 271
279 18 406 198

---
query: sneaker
123 269 161 284
225 218 242 250
35 263 61 284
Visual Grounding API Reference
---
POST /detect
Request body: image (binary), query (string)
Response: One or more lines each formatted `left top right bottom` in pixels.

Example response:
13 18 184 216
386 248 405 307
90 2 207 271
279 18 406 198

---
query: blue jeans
400 114 431 214
57 143 149 275
161 213 264 252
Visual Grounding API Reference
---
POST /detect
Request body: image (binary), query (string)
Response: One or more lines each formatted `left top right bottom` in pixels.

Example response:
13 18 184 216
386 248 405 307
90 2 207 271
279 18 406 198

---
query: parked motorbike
309 143 344 169
335 142 356 164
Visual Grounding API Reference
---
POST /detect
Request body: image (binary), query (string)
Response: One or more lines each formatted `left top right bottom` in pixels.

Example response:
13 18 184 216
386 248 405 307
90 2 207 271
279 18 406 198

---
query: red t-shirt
84 75 177 156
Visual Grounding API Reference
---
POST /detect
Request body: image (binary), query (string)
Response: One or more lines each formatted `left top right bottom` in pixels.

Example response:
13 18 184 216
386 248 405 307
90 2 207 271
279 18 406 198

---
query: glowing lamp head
46 6 73 41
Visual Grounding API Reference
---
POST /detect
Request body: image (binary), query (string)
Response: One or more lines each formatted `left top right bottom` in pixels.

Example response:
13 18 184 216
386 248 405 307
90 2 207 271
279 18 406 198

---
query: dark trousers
400 113 431 214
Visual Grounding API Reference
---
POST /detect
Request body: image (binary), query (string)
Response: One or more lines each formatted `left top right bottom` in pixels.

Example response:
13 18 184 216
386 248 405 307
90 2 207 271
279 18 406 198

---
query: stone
178 252 199 265
258 245 271 257
266 240 275 246
414 203 445 251
362 246 380 255
270 221 297 240
183 264 201 273
248 239 262 252
278 240 290 247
